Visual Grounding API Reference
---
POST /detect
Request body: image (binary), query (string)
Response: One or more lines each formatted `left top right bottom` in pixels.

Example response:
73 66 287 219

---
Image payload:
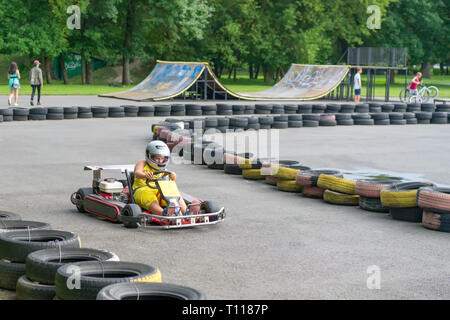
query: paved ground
0 100 449 300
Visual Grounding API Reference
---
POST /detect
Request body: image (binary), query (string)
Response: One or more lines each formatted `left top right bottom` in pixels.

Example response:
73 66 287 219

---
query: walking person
409 72 423 97
30 60 43 106
354 68 362 104
7 62 20 106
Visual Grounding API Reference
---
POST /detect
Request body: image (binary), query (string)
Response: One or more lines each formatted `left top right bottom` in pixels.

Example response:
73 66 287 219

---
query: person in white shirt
354 68 362 104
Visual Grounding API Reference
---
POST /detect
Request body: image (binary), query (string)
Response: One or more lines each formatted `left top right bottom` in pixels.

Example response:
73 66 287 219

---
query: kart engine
98 178 129 202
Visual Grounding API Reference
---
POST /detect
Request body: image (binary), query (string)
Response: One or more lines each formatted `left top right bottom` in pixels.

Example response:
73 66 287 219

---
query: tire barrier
242 169 265 180
97 282 206 300
359 196 389 213
301 186 326 198
55 261 162 300
355 179 399 198
296 170 343 187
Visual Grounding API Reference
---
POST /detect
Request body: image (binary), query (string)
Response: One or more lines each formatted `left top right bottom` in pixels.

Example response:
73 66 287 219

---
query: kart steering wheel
145 170 172 189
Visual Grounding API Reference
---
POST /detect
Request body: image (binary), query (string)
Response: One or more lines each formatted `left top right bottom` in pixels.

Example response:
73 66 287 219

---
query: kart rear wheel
122 204 141 229
202 200 221 222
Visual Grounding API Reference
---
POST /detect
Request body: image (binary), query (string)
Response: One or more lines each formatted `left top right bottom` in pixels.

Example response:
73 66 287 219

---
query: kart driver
132 140 189 216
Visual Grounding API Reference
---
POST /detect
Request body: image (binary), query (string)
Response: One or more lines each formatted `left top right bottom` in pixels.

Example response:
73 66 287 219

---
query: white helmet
145 141 170 170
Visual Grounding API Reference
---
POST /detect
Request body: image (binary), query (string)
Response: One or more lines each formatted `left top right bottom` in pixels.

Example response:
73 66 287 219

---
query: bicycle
399 84 439 103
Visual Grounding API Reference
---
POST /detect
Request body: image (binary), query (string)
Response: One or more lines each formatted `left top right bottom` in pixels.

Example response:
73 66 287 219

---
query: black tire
123 106 139 113
204 118 218 128
390 119 407 125
26 248 119 285
171 111 186 117
288 121 303 128
418 119 431 124
64 113 78 120
312 104 326 113
246 123 260 130
370 113 389 120
431 117 447 124
325 104 341 113
359 196 389 213
55 261 162 300
381 104 395 112
393 104 407 112
297 105 312 113
91 106 107 113
13 115 28 121
420 104 435 112
154 105 171 113
0 211 22 221
374 119 390 125
302 114 320 121
335 113 352 120
16 275 56 300
13 108 29 116
0 220 51 233
415 112 432 120
224 164 242 175
337 119 354 126
97 282 206 300
155 111 171 117
354 104 369 113
287 114 302 121
138 112 155 117
93 112 108 118
171 104 185 112
122 204 142 229
0 230 81 262
46 113 64 120
303 120 319 127
351 113 371 120
258 116 274 125
389 113 404 120
354 119 374 125
272 121 288 129
202 105 217 112
0 259 26 290
78 112 93 119
390 207 423 223
3 115 13 121
319 120 337 126
340 104 355 113
369 106 382 113
406 118 418 125
186 110 203 116
139 106 155 113
72 188 93 213
29 107 48 115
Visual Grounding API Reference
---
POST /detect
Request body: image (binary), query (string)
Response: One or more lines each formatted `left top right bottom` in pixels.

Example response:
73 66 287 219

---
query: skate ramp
100 61 349 101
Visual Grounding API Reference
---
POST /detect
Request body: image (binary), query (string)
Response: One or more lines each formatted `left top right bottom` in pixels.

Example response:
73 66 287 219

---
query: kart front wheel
72 188 93 213
203 200 221 222
122 204 142 229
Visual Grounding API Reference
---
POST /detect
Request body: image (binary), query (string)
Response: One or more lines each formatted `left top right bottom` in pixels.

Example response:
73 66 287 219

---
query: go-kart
70 165 225 229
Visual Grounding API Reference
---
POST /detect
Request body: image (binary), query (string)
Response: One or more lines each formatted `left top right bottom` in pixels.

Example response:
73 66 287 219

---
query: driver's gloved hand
161 207 169 216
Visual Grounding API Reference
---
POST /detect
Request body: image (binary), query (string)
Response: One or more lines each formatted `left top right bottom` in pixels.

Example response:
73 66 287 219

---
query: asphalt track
0 104 449 299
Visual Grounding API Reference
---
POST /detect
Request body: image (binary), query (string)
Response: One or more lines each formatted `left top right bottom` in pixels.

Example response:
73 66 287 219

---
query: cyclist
409 72 423 97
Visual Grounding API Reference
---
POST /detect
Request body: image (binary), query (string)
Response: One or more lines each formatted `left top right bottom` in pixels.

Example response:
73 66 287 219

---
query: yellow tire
238 157 254 169
323 189 359 206
271 166 300 180
317 174 356 195
277 180 302 193
380 182 433 208
242 169 265 180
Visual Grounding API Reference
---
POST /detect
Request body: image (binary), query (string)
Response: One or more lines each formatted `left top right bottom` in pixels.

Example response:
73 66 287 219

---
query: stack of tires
319 114 337 127
91 106 108 118
261 161 309 192
355 179 398 213
138 106 155 117
371 113 389 125
431 112 448 124
288 114 303 128
0 108 13 122
78 106 93 119
46 107 64 120
271 104 285 114
171 104 185 116
284 104 298 114
389 112 406 125
317 174 359 206
154 105 171 117
272 115 288 129
302 114 319 127
108 106 126 118
12 107 29 121
297 104 313 114
232 105 245 115
380 182 434 222
63 107 79 119
415 111 432 124
312 104 326 114
216 104 233 115
201 105 217 116
296 170 342 198
258 116 273 129
352 113 374 125
335 114 354 126
29 107 47 121
186 104 202 116
417 186 450 233
255 104 272 114
435 104 450 113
